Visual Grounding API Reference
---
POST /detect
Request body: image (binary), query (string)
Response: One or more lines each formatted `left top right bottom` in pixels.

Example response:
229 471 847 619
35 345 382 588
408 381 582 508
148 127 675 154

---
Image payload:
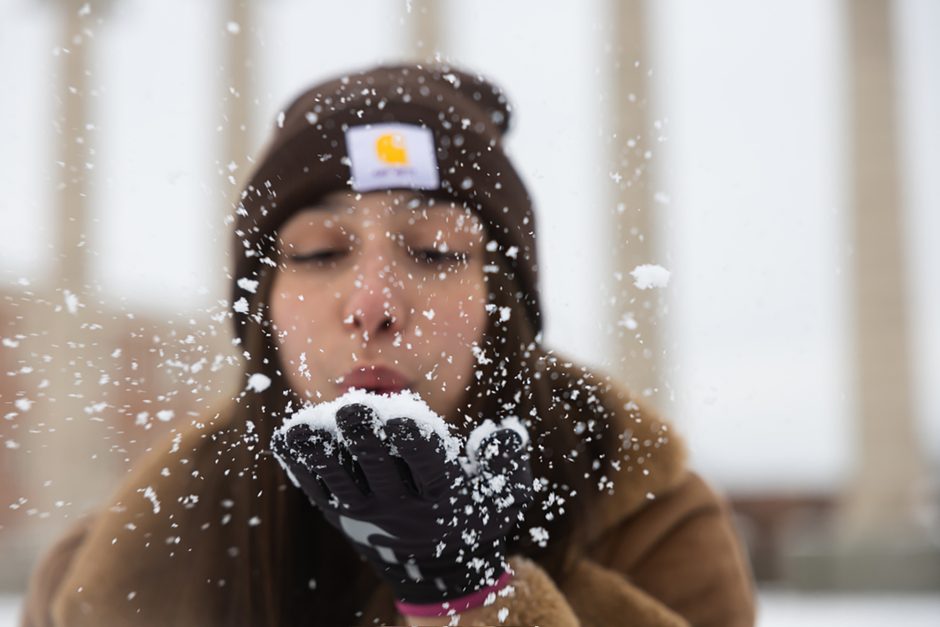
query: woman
22 63 755 626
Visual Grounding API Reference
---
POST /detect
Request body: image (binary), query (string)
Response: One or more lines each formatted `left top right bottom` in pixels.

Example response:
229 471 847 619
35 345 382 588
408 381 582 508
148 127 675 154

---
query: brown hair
206 221 663 625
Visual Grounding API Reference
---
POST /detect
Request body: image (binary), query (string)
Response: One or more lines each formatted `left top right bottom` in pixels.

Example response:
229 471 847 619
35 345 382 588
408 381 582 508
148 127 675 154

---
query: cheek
421 274 488 342
269 275 326 347
456 286 488 337
269 281 298 334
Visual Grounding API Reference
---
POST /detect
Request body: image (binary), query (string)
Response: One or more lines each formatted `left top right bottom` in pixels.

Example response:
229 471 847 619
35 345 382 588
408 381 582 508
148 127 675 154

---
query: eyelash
410 248 468 265
289 250 345 264
288 248 468 266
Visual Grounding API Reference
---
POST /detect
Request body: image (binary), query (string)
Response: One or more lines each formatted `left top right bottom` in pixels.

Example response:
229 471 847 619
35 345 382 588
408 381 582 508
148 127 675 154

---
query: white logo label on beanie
345 123 439 192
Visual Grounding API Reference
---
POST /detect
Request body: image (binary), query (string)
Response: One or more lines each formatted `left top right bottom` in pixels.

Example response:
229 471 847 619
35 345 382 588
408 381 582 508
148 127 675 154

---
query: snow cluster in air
484 303 511 323
246 373 271 393
617 312 639 330
139 486 160 514
528 526 550 548
236 277 258 293
630 264 671 290
63 290 80 314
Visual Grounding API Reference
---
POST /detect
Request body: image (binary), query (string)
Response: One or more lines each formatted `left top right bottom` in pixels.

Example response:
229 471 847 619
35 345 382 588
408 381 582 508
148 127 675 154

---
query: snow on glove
270 401 533 605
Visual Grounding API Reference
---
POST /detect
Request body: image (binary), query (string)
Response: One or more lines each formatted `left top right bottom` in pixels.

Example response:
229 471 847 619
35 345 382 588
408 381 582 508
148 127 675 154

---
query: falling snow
139 486 160 514
630 264 671 290
246 373 271 392
617 312 638 330
298 353 311 381
528 526 550 548
236 277 259 293
63 290 80 314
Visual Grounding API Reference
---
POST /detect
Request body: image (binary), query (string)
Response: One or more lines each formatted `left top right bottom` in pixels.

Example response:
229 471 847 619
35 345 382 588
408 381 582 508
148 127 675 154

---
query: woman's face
269 189 489 420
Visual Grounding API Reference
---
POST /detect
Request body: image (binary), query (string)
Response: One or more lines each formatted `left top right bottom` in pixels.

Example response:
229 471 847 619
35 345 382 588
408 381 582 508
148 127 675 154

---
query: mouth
338 364 413 396
353 386 410 396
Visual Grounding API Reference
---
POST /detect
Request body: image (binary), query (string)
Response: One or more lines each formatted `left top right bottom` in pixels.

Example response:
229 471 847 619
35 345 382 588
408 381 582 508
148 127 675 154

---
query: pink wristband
394 571 513 617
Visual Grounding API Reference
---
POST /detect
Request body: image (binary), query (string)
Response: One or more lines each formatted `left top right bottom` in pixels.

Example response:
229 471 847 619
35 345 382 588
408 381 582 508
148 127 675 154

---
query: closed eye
409 247 469 265
289 249 346 264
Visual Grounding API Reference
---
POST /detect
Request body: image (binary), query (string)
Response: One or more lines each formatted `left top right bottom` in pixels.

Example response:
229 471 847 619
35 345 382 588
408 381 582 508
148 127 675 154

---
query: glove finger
384 417 456 499
271 426 335 505
478 428 530 484
288 424 369 507
335 403 407 496
270 427 294 466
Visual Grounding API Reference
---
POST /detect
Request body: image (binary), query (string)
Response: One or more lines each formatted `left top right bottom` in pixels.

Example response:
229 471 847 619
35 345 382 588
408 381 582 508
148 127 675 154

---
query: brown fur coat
21 398 755 627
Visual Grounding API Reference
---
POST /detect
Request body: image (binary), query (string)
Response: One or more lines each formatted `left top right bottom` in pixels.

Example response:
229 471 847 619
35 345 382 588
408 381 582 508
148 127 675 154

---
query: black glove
271 402 533 605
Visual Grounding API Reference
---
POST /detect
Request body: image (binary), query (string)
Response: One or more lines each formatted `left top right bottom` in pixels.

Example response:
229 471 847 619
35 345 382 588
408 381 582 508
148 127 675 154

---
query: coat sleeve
581 472 757 627
406 554 689 627
392 473 754 627
432 556 581 627
19 516 95 627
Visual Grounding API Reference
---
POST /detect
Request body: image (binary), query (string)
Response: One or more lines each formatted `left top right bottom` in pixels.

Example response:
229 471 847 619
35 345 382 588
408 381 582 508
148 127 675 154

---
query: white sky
1 1 55 281
0 0 937 492
649 0 852 490
91 0 221 307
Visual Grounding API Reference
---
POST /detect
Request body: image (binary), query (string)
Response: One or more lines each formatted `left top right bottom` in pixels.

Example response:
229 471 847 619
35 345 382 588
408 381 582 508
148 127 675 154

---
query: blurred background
1 0 938 624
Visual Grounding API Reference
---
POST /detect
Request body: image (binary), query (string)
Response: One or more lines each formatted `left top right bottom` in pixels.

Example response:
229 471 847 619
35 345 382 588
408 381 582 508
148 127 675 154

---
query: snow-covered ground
758 591 940 626
2 592 938 625
0 598 18 627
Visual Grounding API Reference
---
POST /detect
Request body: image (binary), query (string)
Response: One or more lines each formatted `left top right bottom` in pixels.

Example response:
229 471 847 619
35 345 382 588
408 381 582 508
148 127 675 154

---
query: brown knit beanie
230 63 541 345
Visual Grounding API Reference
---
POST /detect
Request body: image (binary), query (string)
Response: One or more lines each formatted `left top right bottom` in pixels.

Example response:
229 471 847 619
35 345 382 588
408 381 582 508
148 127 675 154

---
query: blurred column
14 0 117 567
212 0 258 392
219 0 255 302
834 0 939 588
606 0 664 403
222 0 253 181
408 0 442 62
56 4 91 292
844 0 921 533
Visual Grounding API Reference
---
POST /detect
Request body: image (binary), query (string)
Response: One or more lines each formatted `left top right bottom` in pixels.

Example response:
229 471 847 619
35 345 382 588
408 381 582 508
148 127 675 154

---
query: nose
342 255 407 341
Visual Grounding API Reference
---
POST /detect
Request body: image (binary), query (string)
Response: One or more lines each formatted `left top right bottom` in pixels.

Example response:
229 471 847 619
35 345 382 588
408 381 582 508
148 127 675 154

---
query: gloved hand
270 402 533 606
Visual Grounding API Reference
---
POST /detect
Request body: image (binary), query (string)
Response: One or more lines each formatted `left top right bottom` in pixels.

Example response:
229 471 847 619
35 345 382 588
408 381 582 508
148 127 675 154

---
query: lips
339 364 413 395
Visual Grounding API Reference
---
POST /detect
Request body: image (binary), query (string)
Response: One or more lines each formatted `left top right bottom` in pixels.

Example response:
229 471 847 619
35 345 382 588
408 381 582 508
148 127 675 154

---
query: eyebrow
312 192 436 209
302 201 470 223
